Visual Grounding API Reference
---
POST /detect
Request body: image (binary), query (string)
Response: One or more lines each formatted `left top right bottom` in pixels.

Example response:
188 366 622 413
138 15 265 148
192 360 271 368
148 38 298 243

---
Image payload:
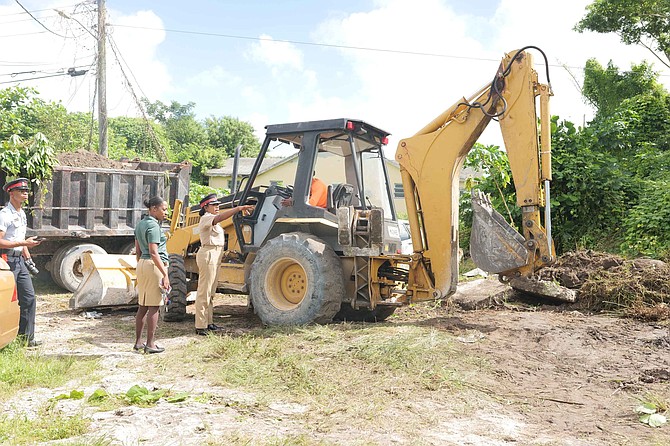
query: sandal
144 345 165 354
133 343 145 352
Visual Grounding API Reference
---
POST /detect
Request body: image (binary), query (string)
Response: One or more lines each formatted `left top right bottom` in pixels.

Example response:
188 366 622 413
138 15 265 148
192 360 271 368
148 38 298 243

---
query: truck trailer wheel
250 232 343 325
163 254 188 322
333 305 397 322
51 243 107 292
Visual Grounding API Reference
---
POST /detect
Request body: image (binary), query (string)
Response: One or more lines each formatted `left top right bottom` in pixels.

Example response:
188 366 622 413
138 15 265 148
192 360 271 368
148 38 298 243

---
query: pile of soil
538 250 670 320
57 149 129 169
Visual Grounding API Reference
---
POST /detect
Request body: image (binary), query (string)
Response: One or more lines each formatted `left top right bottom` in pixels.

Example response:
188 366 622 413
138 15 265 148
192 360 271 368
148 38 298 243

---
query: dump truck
0 160 191 292
75 46 557 323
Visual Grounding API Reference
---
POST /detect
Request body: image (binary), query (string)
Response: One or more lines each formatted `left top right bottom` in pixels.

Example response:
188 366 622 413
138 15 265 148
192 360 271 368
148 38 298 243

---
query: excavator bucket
469 190 528 274
70 253 138 309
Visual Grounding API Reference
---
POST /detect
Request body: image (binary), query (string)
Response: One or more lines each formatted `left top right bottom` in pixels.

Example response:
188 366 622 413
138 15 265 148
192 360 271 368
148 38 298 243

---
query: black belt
1 249 22 257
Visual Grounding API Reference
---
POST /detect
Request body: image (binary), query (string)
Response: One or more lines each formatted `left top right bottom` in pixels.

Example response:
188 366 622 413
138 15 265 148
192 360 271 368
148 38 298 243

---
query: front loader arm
395 48 554 301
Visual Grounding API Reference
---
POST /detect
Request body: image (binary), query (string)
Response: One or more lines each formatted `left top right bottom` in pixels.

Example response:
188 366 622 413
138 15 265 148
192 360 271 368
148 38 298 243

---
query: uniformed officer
194 194 253 335
0 178 42 347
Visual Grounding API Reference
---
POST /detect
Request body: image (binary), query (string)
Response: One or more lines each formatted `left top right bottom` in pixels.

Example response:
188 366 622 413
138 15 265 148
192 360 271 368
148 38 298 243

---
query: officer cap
199 193 221 208
3 178 30 193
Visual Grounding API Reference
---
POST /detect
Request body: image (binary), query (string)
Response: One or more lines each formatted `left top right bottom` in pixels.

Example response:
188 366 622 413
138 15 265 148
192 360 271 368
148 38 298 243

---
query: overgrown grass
0 341 99 402
165 324 488 428
207 433 337 446
0 411 89 444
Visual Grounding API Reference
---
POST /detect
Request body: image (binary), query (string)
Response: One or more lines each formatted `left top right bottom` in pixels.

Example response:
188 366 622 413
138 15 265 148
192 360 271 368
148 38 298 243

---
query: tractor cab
234 118 401 255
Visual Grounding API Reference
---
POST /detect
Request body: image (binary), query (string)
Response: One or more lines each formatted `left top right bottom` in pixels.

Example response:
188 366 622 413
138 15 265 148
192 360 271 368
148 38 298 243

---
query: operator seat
327 183 355 213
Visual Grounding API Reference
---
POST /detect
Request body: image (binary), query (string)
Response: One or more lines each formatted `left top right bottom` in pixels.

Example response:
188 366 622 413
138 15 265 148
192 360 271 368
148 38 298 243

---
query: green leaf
636 403 657 414
126 385 149 400
69 390 84 399
640 413 651 424
166 392 189 403
88 388 109 402
648 413 667 427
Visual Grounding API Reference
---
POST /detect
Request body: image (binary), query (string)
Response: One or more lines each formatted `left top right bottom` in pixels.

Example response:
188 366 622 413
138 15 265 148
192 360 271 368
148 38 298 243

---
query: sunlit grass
163 323 488 430
0 341 99 402
0 412 90 444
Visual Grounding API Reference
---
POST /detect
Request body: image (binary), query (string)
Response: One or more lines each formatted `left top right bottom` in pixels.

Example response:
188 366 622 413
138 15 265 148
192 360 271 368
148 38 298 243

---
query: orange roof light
346 121 354 130
381 136 389 145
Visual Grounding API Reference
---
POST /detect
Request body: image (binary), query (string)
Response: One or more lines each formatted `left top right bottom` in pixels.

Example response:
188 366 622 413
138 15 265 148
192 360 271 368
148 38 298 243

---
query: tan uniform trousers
195 245 224 329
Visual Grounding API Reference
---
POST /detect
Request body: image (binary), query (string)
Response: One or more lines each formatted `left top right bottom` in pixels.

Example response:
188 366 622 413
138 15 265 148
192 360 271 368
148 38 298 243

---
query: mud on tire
163 253 188 322
250 232 344 325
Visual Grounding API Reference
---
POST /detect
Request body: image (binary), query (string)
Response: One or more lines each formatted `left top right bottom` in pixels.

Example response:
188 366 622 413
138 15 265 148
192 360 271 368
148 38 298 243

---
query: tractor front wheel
250 232 343 325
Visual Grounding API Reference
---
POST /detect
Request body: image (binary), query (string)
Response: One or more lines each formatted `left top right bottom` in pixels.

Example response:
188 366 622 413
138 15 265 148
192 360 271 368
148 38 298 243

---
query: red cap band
200 197 217 208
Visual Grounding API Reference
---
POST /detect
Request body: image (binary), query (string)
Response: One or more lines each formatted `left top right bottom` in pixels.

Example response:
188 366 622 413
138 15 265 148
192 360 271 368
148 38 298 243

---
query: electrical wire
14 0 71 38
0 71 77 85
106 34 168 161
0 3 81 17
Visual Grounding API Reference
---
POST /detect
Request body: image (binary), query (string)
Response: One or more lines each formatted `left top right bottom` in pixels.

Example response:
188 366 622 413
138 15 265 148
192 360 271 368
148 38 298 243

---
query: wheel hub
265 258 308 310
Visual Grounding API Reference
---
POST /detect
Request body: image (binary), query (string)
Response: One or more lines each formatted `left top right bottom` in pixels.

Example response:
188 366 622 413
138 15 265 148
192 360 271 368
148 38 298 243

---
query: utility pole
97 0 108 157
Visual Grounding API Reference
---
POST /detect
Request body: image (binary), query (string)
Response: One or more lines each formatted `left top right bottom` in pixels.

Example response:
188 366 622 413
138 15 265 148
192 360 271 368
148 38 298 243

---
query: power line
0 65 92 77
14 0 71 38
0 3 81 17
0 71 74 85
0 30 47 38
107 32 168 161
110 23 670 77
111 23 504 64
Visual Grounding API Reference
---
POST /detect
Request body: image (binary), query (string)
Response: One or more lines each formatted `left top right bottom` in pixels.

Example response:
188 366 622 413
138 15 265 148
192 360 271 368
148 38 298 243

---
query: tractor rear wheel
250 232 343 325
163 254 188 322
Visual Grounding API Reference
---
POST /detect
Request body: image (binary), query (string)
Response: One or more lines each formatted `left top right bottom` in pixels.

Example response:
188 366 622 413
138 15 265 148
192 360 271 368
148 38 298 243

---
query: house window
394 183 404 198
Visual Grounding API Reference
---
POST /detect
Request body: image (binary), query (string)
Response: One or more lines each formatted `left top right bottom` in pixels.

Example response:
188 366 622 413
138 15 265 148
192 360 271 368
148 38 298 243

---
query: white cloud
248 34 304 71
0 1 169 118
305 0 669 151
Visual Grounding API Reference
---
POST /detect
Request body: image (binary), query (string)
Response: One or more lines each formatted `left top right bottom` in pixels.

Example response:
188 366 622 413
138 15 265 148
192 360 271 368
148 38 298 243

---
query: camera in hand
25 258 39 276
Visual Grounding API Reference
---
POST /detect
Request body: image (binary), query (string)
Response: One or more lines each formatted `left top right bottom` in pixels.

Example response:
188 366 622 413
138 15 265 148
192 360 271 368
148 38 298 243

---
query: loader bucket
70 253 138 309
469 190 528 274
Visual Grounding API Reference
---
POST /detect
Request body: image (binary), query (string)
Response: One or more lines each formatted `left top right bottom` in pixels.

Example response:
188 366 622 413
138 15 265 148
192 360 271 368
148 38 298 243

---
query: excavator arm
395 47 555 301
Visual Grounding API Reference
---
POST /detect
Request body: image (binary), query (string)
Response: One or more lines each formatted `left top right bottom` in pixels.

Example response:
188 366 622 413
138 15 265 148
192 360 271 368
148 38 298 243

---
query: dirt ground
4 272 669 446
57 149 129 169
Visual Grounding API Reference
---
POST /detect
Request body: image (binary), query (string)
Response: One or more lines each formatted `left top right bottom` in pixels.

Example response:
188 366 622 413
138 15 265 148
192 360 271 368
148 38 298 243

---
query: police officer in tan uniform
195 194 253 335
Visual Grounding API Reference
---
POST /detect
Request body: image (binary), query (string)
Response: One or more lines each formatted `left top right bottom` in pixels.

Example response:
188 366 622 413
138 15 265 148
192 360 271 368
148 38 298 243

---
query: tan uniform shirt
198 213 226 247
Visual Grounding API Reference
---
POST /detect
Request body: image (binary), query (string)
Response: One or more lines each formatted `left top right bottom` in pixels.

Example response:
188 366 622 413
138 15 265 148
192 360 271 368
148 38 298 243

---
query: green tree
205 116 261 157
575 0 670 68
0 87 59 185
582 59 662 116
108 116 169 161
143 98 212 182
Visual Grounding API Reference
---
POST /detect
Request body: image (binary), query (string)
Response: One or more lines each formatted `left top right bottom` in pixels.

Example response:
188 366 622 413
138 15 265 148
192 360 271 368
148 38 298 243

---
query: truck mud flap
469 190 528 274
71 253 138 309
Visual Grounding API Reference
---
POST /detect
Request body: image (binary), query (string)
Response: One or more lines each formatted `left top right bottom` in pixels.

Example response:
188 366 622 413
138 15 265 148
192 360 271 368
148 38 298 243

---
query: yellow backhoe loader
74 46 557 324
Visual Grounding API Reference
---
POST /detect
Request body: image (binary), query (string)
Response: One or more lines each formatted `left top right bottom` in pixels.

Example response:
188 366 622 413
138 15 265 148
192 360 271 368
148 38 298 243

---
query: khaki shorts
137 259 165 307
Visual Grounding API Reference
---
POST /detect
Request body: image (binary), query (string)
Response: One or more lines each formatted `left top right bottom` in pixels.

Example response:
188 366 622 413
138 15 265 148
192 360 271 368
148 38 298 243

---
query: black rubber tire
250 232 343 325
50 243 107 292
333 305 397 323
118 242 137 255
163 253 188 322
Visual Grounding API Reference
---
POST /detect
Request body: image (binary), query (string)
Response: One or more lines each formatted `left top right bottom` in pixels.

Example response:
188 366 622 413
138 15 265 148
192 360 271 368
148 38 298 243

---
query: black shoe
27 340 42 347
144 345 165 354
207 324 223 331
195 328 209 336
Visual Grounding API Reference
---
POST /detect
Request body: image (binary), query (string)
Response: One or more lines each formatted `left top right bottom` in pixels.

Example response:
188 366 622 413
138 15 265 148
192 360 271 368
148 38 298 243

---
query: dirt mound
538 250 670 320
58 149 128 169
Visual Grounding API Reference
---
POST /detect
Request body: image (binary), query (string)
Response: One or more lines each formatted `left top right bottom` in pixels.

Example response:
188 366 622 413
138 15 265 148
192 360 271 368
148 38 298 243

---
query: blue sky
1 0 667 155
